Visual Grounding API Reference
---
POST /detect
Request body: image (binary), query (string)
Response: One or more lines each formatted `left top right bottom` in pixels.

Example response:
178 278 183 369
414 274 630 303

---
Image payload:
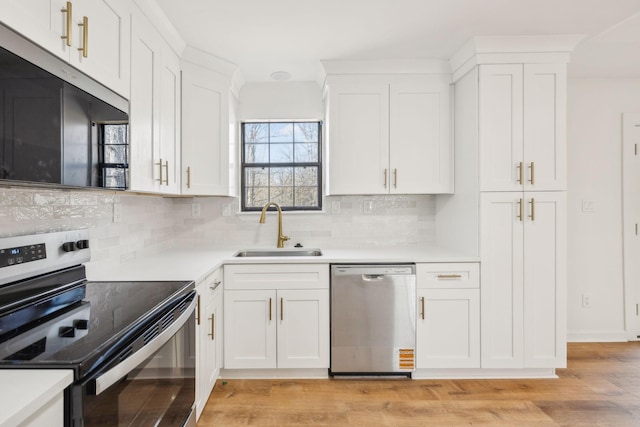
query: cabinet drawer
417 263 479 289
224 264 329 290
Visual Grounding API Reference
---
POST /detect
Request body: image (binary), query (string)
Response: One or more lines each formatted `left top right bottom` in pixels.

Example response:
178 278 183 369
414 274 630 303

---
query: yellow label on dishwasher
398 348 415 370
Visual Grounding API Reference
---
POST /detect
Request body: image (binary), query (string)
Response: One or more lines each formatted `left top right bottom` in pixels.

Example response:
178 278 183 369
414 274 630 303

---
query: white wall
567 78 640 341
238 82 324 121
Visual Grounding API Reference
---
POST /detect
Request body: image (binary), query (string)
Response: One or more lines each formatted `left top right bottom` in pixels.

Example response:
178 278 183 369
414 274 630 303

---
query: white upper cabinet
129 7 180 194
390 77 451 194
327 74 451 195
327 80 390 195
0 0 131 98
181 62 231 196
479 63 566 192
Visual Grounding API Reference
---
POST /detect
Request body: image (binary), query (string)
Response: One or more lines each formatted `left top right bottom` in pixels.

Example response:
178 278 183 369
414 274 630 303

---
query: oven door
69 294 197 427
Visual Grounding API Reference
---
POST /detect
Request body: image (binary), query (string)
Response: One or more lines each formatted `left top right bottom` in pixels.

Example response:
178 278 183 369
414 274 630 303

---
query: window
98 122 129 189
241 122 322 211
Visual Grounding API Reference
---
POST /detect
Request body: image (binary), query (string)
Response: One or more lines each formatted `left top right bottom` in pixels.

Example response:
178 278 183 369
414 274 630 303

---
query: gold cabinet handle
393 169 397 189
517 198 523 221
517 161 523 185
269 297 272 321
156 158 163 184
528 162 535 185
208 314 215 340
196 294 201 325
77 16 88 58
383 169 388 189
437 274 462 279
529 198 535 221
61 2 72 46
420 296 425 320
186 166 191 189
163 160 169 185
280 297 283 321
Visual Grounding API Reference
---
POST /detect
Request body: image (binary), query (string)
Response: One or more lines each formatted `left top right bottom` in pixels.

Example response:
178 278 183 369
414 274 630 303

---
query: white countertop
0 370 73 427
86 244 478 283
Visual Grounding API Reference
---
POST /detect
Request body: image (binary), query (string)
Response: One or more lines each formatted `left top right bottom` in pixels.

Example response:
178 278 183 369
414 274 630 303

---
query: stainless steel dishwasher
330 264 416 376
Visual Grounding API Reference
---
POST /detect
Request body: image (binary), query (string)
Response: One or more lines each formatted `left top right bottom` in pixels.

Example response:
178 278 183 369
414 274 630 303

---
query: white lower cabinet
480 191 566 369
223 264 329 370
195 268 223 420
416 263 480 369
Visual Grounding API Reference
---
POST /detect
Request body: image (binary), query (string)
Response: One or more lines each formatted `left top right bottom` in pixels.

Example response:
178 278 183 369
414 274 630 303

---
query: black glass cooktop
0 279 194 379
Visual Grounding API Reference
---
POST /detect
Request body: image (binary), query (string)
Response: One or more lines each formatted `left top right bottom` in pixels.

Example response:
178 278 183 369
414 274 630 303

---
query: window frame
240 121 323 212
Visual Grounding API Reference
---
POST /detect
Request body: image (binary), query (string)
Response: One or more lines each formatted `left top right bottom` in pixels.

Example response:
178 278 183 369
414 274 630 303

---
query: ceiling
154 0 640 82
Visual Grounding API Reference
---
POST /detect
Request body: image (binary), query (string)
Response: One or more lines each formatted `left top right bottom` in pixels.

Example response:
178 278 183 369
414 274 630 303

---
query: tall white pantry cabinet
444 37 577 375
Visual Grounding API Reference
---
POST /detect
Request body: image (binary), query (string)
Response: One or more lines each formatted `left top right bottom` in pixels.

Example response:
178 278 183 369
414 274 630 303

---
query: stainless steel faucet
259 202 290 248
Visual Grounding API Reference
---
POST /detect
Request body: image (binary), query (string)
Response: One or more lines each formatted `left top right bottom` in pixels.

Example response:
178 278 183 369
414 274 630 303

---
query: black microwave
0 24 129 190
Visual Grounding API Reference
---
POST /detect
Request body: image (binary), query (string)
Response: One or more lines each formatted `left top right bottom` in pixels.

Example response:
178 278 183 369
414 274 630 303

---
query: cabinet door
181 62 230 195
276 289 329 369
223 290 276 369
0 0 70 61
480 192 524 368
194 282 206 419
390 77 451 194
70 0 130 97
523 64 566 191
213 285 224 375
523 192 566 367
416 289 480 368
128 10 161 193
479 65 524 192
327 81 390 195
159 47 181 194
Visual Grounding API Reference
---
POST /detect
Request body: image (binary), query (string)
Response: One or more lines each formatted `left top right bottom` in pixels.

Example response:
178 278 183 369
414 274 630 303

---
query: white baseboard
221 368 329 379
567 330 628 342
412 368 557 380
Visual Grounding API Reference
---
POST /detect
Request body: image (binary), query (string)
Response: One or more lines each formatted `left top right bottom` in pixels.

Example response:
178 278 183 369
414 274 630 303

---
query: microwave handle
93 296 196 395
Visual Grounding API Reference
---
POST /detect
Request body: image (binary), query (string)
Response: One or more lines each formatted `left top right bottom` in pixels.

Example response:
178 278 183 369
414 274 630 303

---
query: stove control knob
62 241 76 252
59 326 76 338
74 319 89 330
76 240 90 250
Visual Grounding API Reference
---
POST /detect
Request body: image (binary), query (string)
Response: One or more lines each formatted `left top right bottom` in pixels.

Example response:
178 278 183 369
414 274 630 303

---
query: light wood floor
198 342 640 426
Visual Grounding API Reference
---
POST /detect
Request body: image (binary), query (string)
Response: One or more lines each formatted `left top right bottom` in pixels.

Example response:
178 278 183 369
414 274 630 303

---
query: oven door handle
93 295 197 395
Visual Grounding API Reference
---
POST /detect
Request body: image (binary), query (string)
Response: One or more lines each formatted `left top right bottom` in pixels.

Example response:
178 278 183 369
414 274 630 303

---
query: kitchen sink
233 248 323 257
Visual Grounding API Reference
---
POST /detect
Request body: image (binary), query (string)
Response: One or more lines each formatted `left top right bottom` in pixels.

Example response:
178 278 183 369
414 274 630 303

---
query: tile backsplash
0 186 436 265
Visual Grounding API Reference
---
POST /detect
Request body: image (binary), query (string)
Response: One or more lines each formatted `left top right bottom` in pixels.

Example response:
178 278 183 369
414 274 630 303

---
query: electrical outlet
113 203 122 223
331 201 340 214
582 200 595 213
582 293 592 308
191 203 201 218
363 200 373 214
222 204 231 217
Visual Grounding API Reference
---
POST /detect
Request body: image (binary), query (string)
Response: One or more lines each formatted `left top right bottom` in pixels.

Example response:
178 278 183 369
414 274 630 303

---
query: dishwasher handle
362 274 385 281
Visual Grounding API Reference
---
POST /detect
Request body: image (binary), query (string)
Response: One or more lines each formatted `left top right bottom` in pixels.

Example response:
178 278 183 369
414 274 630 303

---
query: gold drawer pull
78 16 88 58
208 314 214 340
437 274 462 279
61 2 72 46
196 294 201 325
